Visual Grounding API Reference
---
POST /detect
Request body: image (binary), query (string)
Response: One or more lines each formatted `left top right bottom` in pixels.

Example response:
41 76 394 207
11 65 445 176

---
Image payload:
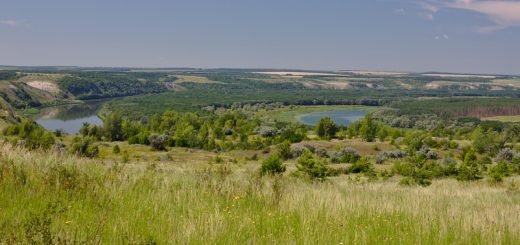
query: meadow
1 143 519 244
482 115 520 123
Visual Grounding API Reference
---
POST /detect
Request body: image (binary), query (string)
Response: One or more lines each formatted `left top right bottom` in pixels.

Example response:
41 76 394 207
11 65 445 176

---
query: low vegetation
0 144 519 243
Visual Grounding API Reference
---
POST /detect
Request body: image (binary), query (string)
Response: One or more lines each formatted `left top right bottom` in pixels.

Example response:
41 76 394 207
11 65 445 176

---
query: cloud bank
418 0 520 32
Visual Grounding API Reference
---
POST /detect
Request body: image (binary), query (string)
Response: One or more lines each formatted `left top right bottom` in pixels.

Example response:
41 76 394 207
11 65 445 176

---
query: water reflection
298 109 367 126
34 102 104 134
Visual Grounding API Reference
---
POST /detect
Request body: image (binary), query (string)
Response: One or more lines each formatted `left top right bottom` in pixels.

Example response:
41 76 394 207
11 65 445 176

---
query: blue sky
0 0 519 74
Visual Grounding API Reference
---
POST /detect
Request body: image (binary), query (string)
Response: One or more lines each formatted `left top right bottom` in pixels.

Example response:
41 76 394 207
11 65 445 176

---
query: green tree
359 115 377 142
316 117 338 139
103 112 123 141
457 149 481 181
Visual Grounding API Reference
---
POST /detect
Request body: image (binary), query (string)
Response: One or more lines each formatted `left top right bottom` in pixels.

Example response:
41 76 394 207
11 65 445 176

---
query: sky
0 0 519 74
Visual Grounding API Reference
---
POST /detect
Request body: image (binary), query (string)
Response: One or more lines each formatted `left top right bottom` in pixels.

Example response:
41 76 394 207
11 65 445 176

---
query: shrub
416 146 438 160
112 145 121 154
255 126 277 137
69 136 99 158
348 158 373 174
376 153 386 164
3 120 55 150
379 150 407 163
457 164 481 181
315 148 329 158
457 149 481 181
296 150 328 180
260 154 286 176
495 148 515 162
277 141 292 160
148 134 168 151
440 157 458 176
488 161 511 183
290 144 315 158
400 174 432 187
392 159 433 186
330 147 360 164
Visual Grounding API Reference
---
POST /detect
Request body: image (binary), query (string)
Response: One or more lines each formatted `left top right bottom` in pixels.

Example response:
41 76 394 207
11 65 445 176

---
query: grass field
482 115 520 122
261 105 382 124
1 143 519 244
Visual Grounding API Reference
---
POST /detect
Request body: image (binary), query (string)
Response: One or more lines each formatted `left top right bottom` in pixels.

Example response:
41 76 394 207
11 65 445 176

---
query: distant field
422 73 497 79
492 79 520 88
482 115 520 122
172 75 223 84
342 70 406 76
253 71 349 77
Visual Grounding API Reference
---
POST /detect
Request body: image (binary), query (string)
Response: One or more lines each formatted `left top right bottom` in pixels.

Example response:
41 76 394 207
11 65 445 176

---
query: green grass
1 143 519 244
482 115 520 122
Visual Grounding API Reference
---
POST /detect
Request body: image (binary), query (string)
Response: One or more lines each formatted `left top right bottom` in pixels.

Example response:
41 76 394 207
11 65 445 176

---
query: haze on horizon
1 0 519 75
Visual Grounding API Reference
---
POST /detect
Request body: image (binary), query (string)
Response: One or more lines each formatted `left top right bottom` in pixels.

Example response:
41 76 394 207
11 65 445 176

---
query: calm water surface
34 102 103 134
298 109 367 126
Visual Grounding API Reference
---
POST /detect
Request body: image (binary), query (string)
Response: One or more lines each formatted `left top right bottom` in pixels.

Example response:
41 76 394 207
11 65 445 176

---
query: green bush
148 134 168 151
260 154 286 176
112 145 121 154
69 136 99 158
457 150 481 181
296 150 328 180
331 147 360 164
348 158 373 174
3 120 55 150
277 141 292 160
488 162 511 183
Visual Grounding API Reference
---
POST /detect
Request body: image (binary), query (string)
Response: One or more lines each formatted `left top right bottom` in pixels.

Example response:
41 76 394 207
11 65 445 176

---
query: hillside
0 96 18 129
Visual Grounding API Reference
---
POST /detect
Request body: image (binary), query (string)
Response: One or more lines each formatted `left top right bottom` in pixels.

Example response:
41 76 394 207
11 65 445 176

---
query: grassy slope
1 143 519 244
482 115 520 122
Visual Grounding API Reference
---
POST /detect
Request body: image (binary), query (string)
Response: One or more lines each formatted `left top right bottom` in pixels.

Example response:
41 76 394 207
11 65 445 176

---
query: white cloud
416 0 520 32
0 19 22 26
394 8 406 14
434 34 450 40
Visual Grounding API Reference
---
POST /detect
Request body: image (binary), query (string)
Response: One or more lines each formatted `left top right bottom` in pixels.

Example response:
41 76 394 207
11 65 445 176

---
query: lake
34 102 103 134
298 109 367 126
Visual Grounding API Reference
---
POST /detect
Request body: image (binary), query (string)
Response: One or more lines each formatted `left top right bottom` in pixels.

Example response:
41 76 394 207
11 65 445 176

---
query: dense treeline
104 89 394 118
0 71 18 81
57 72 168 99
392 98 520 117
79 110 307 152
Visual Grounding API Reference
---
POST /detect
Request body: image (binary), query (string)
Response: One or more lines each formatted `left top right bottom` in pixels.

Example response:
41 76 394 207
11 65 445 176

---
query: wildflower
65 220 72 224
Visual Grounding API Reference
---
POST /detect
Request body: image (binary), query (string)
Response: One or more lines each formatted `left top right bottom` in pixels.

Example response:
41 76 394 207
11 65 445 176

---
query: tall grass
0 143 519 244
